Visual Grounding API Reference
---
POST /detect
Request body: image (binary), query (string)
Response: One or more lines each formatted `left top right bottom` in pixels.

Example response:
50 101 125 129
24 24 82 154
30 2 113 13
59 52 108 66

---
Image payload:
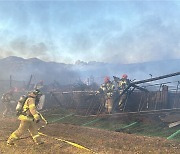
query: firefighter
1 89 15 118
117 74 130 110
97 76 115 114
7 89 44 146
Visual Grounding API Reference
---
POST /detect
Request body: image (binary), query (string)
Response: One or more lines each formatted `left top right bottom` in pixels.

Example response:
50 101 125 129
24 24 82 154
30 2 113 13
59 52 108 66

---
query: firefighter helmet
28 89 42 97
33 89 42 96
122 74 128 79
104 76 110 83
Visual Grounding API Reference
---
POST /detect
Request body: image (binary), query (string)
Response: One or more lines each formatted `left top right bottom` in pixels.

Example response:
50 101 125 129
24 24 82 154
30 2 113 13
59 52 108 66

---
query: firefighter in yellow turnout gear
117 74 130 110
7 89 44 146
97 76 115 114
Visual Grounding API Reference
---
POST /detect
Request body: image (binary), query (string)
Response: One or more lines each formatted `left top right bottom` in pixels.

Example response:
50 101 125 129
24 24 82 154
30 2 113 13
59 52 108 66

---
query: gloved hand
16 111 21 116
35 119 40 123
34 113 41 123
45 120 49 125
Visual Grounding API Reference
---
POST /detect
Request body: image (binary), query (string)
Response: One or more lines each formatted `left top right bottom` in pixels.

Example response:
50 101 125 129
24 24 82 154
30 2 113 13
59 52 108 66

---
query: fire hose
38 113 96 153
0 113 96 153
38 132 95 153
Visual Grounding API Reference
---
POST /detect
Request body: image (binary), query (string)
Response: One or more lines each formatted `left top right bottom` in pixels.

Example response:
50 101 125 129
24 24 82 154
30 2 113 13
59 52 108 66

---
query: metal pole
10 75 12 88
26 74 32 90
132 72 180 85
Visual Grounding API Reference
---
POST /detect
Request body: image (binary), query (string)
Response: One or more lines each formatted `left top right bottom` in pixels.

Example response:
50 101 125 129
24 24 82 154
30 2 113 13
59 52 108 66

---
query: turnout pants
7 120 42 145
105 98 113 114
119 93 127 109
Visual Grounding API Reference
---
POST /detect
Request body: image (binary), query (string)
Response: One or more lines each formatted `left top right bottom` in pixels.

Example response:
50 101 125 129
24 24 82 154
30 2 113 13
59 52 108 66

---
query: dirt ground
0 117 180 154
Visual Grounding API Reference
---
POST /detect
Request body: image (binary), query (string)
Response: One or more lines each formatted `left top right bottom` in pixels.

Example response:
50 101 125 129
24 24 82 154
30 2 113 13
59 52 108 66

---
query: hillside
0 56 180 85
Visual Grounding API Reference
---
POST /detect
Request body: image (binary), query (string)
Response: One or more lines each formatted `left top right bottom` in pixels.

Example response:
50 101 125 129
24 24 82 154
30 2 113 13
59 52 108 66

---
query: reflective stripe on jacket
18 97 40 121
118 79 130 90
100 81 115 97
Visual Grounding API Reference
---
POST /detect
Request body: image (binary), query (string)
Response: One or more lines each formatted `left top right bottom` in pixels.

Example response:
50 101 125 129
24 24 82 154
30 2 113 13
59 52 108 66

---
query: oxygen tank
16 95 27 114
37 94 45 111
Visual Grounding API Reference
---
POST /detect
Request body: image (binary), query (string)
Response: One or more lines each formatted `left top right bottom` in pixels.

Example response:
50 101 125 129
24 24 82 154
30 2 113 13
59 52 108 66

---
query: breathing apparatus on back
16 95 28 115
16 89 43 116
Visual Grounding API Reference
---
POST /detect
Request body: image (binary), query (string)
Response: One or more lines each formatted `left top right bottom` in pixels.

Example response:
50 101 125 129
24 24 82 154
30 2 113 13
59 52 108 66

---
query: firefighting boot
7 141 15 146
7 138 16 146
32 134 44 145
7 133 18 146
36 141 44 145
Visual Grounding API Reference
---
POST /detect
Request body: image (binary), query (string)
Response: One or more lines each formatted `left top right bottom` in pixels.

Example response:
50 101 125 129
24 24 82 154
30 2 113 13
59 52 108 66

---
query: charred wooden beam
10 75 12 88
113 76 148 92
26 74 33 90
119 72 180 98
132 72 180 85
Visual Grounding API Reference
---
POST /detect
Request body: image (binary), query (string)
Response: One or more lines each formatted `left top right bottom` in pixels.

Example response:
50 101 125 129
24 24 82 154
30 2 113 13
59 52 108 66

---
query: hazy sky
0 0 180 64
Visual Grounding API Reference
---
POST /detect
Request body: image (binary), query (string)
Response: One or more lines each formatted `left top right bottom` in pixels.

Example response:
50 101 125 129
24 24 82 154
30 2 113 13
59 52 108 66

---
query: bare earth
0 117 179 154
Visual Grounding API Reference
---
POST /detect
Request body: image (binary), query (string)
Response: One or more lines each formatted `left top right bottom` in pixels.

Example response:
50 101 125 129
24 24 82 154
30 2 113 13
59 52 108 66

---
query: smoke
0 1 180 64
